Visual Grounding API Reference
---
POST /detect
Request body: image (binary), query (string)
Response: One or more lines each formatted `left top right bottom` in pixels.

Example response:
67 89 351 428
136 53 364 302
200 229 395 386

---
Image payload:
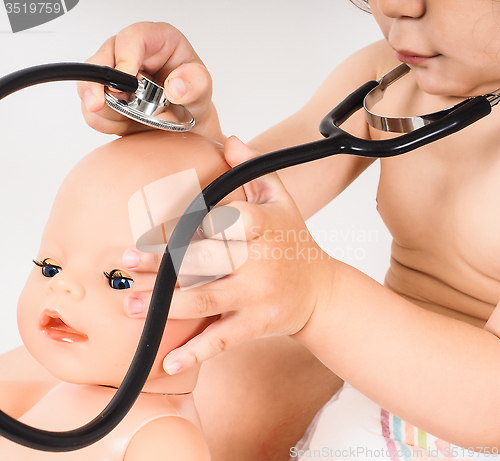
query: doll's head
17 131 245 392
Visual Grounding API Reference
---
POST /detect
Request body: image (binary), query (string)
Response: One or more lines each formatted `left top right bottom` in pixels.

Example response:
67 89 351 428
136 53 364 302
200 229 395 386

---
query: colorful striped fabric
380 408 486 460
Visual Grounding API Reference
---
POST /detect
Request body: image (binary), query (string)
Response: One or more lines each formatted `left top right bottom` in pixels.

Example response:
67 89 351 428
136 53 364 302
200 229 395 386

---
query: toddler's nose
46 272 86 301
376 0 425 19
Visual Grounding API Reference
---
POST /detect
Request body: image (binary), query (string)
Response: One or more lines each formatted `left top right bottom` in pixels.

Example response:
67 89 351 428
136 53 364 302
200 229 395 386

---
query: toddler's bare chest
376 126 500 306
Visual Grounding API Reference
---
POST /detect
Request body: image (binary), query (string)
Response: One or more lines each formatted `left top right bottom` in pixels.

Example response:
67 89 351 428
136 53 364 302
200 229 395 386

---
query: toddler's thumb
163 314 257 373
224 135 257 168
223 136 288 205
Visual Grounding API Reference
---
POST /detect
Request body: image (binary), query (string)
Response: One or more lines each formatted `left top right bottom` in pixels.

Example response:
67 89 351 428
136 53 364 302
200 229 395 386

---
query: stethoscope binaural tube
0 63 138 100
0 62 494 452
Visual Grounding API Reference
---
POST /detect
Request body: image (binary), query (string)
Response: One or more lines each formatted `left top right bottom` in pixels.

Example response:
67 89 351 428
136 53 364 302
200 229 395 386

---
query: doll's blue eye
104 270 134 290
33 259 61 278
42 266 60 277
110 277 134 290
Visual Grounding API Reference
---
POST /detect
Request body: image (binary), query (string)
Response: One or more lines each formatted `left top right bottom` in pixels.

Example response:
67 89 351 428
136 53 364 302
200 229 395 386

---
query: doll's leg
194 336 343 461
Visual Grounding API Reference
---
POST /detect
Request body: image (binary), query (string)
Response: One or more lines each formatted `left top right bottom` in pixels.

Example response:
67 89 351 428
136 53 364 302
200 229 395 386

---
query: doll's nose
46 273 86 301
376 0 425 19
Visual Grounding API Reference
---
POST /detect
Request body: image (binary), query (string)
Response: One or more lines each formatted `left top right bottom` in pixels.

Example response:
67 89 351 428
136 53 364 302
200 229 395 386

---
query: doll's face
17 132 242 387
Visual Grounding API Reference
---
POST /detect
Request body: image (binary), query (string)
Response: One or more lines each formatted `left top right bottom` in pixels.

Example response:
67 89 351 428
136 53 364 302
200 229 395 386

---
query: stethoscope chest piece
104 73 195 132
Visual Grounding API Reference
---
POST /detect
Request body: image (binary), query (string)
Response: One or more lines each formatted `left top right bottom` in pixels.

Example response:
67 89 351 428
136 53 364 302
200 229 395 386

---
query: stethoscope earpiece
364 63 500 133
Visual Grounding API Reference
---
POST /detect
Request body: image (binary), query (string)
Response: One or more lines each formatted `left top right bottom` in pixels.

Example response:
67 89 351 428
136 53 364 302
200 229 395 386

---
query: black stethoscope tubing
0 63 492 451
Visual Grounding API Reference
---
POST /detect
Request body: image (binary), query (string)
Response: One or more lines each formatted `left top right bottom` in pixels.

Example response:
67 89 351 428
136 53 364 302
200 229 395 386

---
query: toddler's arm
162 137 500 450
247 40 395 218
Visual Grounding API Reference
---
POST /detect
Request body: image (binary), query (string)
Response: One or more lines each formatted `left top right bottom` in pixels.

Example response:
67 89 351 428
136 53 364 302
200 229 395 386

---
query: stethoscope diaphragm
104 73 195 132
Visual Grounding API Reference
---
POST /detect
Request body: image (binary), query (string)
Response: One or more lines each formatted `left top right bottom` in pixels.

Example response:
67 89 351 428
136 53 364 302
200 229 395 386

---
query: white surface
0 0 386 354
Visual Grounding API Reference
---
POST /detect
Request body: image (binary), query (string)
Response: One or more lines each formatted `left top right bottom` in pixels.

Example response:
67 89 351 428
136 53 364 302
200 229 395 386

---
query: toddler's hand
121 137 337 374
77 22 223 142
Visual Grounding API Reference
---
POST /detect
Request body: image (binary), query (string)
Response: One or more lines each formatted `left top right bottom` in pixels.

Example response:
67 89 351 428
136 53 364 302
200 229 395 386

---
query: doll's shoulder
124 415 211 461
0 346 59 418
0 380 56 419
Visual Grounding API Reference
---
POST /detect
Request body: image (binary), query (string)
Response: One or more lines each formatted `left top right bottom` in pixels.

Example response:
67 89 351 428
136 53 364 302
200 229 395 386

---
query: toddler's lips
395 49 439 66
40 310 88 343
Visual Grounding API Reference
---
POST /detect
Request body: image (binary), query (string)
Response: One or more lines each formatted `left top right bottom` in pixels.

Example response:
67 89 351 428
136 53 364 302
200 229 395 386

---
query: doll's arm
0 381 55 420
124 416 210 461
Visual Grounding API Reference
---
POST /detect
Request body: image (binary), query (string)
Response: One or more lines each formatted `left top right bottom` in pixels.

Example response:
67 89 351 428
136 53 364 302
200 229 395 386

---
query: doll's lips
40 310 88 343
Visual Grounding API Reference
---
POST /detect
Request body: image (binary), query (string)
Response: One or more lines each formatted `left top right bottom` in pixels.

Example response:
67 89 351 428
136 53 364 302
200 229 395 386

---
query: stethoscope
0 61 498 452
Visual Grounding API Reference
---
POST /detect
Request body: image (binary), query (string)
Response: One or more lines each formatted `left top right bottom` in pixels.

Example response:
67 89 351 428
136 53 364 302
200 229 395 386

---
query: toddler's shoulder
302 40 400 140
340 39 400 81
125 416 210 461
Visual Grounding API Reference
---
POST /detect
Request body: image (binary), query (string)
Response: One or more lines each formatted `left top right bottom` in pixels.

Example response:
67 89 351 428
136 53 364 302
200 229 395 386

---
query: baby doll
0 130 246 460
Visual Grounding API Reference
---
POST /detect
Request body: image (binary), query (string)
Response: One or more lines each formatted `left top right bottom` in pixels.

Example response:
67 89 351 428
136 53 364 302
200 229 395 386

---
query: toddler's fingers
113 22 196 79
123 271 181 318
124 291 151 318
178 238 249 275
167 279 237 320
222 136 286 204
198 137 289 241
162 314 257 373
79 100 136 135
164 62 212 112
124 281 234 321
112 25 148 76
123 247 162 273
123 239 247 277
223 135 258 168
77 36 117 113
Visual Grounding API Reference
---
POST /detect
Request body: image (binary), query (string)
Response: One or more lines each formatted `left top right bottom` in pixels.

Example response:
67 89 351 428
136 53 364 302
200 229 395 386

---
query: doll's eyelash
33 259 62 278
33 259 61 269
104 269 121 280
103 270 134 290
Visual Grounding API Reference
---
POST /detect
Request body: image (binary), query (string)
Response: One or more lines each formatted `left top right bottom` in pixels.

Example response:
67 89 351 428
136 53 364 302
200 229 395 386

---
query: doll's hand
154 137 336 374
77 22 223 142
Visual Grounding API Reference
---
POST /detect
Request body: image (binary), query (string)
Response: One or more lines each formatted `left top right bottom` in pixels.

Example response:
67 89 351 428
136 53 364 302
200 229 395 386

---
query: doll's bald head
17 131 245 391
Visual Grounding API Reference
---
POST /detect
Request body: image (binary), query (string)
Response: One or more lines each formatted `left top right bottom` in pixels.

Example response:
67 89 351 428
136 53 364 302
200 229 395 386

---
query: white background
0 0 386 354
